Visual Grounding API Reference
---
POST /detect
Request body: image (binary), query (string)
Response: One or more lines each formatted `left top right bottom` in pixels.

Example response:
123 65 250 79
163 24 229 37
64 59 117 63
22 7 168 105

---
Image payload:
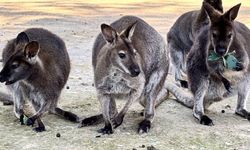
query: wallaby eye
11 62 19 69
118 51 126 59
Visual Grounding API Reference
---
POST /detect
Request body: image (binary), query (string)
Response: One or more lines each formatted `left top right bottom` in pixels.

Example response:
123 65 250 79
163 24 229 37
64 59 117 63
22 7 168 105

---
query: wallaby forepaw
235 109 250 120
26 118 35 126
138 120 151 134
112 114 124 128
200 115 214 126
235 62 244 71
33 126 46 132
97 125 113 135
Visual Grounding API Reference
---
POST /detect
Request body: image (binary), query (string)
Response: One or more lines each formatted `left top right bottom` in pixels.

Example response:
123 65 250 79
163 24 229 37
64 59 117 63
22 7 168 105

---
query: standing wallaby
79 16 169 134
166 2 250 126
167 0 223 88
0 28 79 132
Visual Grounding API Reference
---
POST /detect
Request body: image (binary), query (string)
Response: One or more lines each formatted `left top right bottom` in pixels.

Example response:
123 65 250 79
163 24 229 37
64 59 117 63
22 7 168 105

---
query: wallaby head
0 32 40 85
101 22 141 77
203 0 223 12
204 2 241 56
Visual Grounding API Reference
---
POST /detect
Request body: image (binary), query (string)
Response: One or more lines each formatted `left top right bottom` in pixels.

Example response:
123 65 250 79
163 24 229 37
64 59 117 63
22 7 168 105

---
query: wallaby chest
97 67 145 95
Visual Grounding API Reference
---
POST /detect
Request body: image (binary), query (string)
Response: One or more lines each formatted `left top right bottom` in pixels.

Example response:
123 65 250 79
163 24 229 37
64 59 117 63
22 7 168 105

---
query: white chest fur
97 68 145 95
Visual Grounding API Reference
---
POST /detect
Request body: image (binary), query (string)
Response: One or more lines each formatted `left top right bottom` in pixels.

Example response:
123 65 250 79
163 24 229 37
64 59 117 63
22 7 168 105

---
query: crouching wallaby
0 28 79 132
167 0 223 88
167 3 250 126
79 16 169 134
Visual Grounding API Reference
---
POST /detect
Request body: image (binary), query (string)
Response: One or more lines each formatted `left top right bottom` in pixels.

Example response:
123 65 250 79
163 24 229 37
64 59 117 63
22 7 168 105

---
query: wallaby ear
16 32 29 45
120 21 137 41
223 3 241 21
101 24 118 44
24 41 40 58
203 2 219 20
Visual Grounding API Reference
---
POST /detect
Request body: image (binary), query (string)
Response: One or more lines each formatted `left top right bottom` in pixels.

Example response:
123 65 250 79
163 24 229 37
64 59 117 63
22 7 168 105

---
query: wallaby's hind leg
192 80 214 126
138 70 167 134
235 76 250 120
168 43 188 88
140 81 169 108
97 95 118 134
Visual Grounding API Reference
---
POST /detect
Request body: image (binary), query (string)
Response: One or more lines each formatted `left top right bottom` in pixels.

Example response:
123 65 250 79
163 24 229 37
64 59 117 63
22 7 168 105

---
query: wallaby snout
129 65 140 77
215 46 227 56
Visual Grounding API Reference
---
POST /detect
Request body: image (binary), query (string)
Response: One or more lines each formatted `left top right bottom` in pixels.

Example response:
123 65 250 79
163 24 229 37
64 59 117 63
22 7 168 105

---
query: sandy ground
0 0 250 150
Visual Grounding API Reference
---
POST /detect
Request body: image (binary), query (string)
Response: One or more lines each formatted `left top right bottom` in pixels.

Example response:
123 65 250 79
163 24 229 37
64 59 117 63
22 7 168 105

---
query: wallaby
79 16 169 134
0 28 79 132
166 2 250 126
167 0 223 88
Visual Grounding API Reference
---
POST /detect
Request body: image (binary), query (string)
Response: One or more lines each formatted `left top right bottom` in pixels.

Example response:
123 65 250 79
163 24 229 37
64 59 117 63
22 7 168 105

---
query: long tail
78 114 104 128
165 76 194 109
54 107 80 123
0 91 13 105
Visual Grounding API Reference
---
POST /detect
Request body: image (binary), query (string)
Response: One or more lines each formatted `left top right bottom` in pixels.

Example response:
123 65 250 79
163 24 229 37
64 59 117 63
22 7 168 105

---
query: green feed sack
208 51 239 70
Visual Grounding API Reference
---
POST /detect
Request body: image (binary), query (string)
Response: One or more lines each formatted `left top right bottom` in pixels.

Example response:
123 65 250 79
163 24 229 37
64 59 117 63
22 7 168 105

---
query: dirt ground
0 1 250 150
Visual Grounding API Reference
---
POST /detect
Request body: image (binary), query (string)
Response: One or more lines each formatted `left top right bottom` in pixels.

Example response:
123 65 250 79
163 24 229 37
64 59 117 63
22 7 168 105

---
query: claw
200 115 214 126
138 120 151 134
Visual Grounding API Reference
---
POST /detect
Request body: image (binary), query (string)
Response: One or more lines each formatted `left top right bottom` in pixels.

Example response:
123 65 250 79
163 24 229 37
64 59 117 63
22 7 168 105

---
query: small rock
95 135 101 138
56 133 61 138
147 145 157 150
221 110 225 113
141 145 145 148
225 105 231 109
81 83 88 86
132 148 137 150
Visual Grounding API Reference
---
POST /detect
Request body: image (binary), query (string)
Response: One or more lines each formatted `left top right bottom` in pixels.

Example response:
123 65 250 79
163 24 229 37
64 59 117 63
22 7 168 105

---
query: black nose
216 47 226 56
130 65 140 77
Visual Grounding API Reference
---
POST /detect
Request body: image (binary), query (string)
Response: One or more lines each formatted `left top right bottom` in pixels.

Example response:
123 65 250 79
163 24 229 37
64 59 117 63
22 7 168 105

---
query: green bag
208 51 239 70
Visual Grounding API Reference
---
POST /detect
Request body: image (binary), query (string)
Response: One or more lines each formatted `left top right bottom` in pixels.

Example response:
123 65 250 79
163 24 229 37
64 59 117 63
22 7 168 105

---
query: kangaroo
167 0 223 88
79 16 169 134
0 28 79 132
166 2 250 126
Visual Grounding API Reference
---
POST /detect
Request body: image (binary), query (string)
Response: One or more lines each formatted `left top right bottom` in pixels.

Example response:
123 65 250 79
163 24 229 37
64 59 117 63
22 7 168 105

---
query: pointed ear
101 24 118 44
203 0 223 13
16 32 29 45
120 21 137 41
223 3 241 21
203 2 219 20
24 41 40 58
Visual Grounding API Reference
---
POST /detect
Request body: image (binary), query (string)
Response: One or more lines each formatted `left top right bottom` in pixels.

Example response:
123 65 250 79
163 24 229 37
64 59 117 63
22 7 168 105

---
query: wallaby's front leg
235 76 250 120
11 85 25 125
138 70 166 133
26 99 50 127
112 90 140 128
97 94 117 134
192 79 213 126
